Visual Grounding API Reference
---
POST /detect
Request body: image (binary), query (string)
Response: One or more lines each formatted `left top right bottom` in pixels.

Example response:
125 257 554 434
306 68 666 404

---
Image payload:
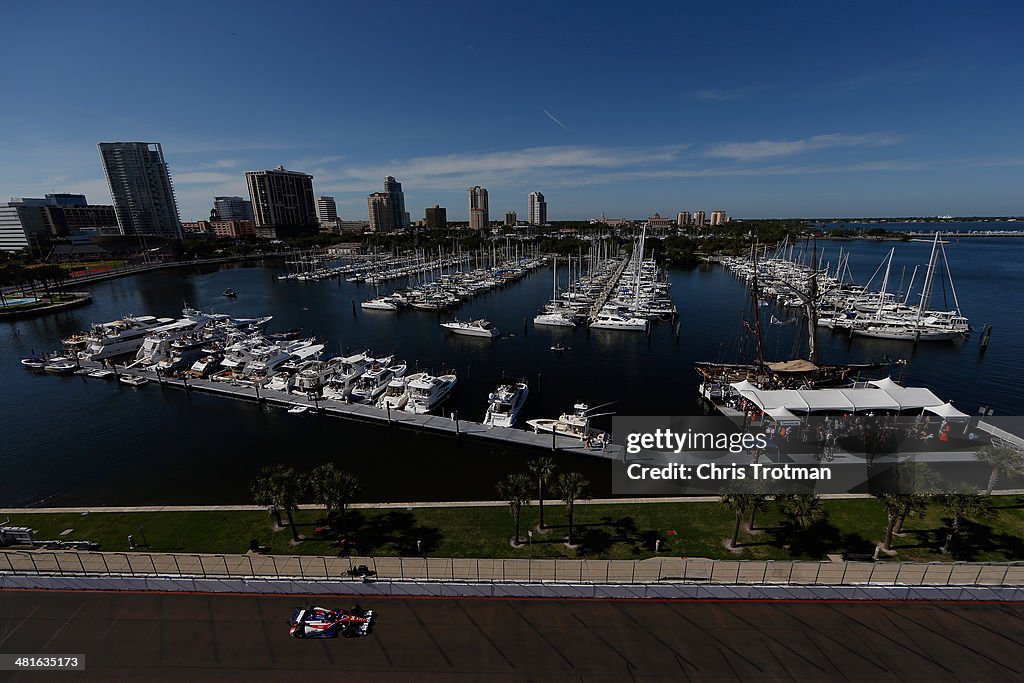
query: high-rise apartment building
710 210 729 225
676 211 691 226
528 191 547 225
693 210 706 227
98 142 182 238
367 193 393 232
316 196 338 223
425 204 447 230
504 211 517 226
384 176 410 228
245 166 318 237
214 196 254 222
468 186 489 232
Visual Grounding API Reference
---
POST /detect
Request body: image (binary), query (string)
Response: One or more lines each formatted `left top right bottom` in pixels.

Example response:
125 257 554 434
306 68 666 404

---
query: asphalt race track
1 591 1023 681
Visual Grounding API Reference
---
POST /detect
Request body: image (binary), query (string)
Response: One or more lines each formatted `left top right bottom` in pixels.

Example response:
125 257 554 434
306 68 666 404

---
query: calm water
1 232 1021 506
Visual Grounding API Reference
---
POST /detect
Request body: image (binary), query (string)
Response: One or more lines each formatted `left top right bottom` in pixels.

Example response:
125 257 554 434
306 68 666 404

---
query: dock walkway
81 361 625 461
587 256 631 318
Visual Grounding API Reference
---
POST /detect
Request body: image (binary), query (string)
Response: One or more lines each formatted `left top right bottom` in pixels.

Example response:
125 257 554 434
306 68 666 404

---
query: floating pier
77 360 625 461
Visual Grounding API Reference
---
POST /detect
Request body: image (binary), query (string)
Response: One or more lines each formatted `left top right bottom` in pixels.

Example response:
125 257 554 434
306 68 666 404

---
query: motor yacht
484 382 529 428
403 373 457 414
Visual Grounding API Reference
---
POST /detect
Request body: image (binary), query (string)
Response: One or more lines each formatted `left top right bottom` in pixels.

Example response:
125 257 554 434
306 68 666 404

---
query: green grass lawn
8 496 1024 562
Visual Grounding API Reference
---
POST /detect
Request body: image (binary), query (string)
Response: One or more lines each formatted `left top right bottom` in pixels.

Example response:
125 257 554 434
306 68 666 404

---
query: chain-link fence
3 550 1023 586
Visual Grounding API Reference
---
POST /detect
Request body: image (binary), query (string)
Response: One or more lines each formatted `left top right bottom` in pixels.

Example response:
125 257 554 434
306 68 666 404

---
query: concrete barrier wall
2 550 1022 587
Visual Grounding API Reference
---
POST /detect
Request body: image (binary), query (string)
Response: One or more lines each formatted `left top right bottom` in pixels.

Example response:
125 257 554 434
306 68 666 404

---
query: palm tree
975 444 1024 495
496 474 531 546
557 472 589 545
719 491 752 549
251 465 306 542
873 492 904 551
777 493 825 530
940 483 996 555
527 456 556 530
308 463 360 529
893 462 942 534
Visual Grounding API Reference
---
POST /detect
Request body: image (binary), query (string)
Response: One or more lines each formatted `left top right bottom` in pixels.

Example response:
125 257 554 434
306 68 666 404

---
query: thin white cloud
704 133 899 161
542 109 570 131
693 85 771 102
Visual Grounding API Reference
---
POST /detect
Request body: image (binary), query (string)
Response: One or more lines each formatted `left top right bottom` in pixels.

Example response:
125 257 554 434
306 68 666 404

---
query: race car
288 606 376 639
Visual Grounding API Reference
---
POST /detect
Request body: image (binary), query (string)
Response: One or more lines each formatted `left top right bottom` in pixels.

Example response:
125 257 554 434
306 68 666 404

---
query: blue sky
2 1 1022 220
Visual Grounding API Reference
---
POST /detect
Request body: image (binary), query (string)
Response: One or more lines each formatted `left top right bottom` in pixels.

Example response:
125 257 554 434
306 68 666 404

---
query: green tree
777 493 825 530
250 465 306 542
940 483 996 555
893 462 943 534
308 463 360 530
496 474 531 546
527 456 556 530
975 444 1024 495
719 491 753 549
556 472 589 546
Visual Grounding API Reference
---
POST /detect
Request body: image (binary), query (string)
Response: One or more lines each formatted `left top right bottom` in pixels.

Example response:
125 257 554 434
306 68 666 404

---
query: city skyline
1 3 1022 221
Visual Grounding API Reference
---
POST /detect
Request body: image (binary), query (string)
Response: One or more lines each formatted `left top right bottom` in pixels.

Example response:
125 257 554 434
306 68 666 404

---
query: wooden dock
77 361 625 461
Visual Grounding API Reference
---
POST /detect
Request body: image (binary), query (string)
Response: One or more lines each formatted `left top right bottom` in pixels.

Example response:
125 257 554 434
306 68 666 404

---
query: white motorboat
20 357 47 370
287 405 314 414
186 354 221 378
588 312 648 332
377 372 424 410
527 403 606 440
87 369 116 379
350 362 407 403
119 374 149 387
403 373 457 414
320 351 378 400
484 382 529 428
43 360 78 375
74 315 175 360
440 319 499 338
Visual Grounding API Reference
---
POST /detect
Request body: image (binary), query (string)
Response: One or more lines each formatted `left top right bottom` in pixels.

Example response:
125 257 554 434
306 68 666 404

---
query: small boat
550 343 570 352
287 405 313 414
361 297 398 311
43 360 78 375
87 369 116 379
440 319 499 338
119 374 149 387
527 403 607 441
20 357 47 370
223 289 237 298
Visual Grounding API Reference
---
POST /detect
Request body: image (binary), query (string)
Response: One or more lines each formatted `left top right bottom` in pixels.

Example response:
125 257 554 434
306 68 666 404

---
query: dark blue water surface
1 232 1020 505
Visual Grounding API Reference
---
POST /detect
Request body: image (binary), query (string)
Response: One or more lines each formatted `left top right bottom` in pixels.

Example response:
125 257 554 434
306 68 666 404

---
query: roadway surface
1 590 1023 681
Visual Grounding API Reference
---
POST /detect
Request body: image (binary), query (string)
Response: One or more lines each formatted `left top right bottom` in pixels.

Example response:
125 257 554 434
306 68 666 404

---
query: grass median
6 496 1024 562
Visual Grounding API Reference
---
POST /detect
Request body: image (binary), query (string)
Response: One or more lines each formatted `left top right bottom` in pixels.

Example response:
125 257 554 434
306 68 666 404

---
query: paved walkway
4 490 1024 515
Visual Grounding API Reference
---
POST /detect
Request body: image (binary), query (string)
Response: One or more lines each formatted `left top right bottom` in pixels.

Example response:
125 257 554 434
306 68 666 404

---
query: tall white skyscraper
468 186 489 231
98 142 182 238
528 191 547 225
316 196 338 223
710 210 729 225
367 193 392 232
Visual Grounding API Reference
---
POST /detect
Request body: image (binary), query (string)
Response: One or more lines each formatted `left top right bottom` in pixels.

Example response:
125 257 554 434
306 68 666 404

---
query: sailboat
534 256 576 327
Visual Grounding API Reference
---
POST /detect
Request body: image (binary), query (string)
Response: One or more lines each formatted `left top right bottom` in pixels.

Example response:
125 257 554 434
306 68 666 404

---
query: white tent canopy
924 402 970 421
764 406 803 426
734 380 948 419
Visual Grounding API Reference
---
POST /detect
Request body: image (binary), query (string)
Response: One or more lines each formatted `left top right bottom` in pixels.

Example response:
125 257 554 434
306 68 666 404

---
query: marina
1 231 1020 506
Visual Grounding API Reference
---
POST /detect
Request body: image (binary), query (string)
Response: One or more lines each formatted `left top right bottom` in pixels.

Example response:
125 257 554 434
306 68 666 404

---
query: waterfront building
528 191 547 225
676 211 691 226
181 220 212 235
245 166 318 238
384 176 410 228
468 186 489 231
368 192 393 232
316 195 338 224
710 209 729 225
647 213 674 230
425 204 447 230
98 142 183 238
213 196 254 222
504 211 517 227
693 210 706 227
